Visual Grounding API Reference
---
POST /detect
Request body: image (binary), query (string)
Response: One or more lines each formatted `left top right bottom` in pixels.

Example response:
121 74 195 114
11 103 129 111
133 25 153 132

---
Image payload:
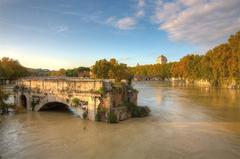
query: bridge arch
38 101 69 111
20 94 27 109
34 97 89 118
34 97 70 112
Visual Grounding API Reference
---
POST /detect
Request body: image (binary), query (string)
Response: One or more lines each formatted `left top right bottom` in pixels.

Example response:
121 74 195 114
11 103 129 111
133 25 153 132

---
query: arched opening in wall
20 95 27 109
39 102 71 113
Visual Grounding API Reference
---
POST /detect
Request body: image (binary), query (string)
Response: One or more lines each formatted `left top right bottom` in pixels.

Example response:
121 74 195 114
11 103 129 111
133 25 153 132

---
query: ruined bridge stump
15 77 138 122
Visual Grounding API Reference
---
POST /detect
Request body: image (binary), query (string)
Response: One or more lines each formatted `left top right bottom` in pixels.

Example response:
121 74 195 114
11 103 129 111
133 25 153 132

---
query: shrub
31 98 40 109
83 112 88 119
0 87 10 115
97 87 106 95
95 106 107 122
107 111 118 123
127 104 150 118
72 98 80 107
95 111 102 122
130 106 140 117
138 106 150 117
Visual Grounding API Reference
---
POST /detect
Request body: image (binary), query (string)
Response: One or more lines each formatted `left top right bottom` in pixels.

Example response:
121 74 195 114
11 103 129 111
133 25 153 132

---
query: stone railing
16 77 114 95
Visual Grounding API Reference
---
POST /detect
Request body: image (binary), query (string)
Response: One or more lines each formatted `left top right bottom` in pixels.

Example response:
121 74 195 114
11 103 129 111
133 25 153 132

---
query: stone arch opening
39 102 70 112
20 95 27 109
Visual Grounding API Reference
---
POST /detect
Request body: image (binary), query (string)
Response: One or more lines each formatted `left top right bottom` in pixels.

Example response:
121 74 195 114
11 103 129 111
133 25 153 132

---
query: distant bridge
15 77 113 120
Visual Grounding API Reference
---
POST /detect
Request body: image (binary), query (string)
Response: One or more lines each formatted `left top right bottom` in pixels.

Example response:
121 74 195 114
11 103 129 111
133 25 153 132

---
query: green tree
91 59 111 79
49 68 66 76
0 87 10 114
65 69 78 77
0 57 29 79
92 58 130 82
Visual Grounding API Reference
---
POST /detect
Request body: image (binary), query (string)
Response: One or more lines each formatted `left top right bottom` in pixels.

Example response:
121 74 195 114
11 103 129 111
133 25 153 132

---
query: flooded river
1 81 240 159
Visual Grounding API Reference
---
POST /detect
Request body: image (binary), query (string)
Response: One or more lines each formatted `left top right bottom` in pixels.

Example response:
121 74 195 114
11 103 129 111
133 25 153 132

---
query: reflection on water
135 81 240 122
1 81 240 159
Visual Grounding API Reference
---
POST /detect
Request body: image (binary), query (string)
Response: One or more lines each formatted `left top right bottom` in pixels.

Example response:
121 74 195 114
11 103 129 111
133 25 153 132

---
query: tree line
0 31 239 87
130 63 173 80
0 57 29 79
48 67 90 77
131 31 240 87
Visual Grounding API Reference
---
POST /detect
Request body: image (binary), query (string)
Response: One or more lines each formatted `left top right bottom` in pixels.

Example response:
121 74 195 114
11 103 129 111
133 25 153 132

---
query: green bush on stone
72 98 80 107
83 112 88 119
107 111 118 123
95 106 107 122
126 103 150 118
97 87 106 95
95 112 101 122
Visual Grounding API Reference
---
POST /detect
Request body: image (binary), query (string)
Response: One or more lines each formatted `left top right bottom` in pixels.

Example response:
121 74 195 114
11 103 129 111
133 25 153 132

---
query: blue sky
0 0 240 69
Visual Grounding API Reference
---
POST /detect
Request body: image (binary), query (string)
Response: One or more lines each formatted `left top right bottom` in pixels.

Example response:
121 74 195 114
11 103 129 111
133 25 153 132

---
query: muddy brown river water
1 81 240 159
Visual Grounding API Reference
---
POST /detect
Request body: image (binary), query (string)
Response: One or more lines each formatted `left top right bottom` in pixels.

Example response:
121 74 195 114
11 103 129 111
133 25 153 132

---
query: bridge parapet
16 77 113 95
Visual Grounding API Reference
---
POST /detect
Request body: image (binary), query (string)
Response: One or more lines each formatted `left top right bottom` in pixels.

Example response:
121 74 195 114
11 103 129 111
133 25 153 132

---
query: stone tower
156 55 167 64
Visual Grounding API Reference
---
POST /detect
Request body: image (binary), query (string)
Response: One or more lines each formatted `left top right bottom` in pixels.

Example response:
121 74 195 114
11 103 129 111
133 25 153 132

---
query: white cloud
136 0 145 17
55 25 68 33
152 0 240 46
179 0 207 6
106 0 146 30
115 17 137 30
137 0 145 7
136 9 145 17
106 16 137 30
106 16 116 25
48 23 69 33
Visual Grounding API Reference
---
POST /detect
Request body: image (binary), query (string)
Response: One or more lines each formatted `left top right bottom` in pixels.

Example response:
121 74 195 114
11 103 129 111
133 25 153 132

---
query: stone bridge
15 77 114 120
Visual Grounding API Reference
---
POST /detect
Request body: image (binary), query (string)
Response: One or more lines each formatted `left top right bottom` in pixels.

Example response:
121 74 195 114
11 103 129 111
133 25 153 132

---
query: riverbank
134 78 240 89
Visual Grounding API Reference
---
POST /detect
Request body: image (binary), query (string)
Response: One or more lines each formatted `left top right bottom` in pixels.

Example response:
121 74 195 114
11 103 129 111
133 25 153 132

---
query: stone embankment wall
186 79 240 89
171 78 240 89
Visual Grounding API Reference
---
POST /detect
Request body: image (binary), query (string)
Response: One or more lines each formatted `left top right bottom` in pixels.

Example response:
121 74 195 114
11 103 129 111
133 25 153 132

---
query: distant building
156 55 167 64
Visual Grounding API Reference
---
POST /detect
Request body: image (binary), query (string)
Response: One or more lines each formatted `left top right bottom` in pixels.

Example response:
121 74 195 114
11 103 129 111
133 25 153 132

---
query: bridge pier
87 96 101 121
15 92 32 111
